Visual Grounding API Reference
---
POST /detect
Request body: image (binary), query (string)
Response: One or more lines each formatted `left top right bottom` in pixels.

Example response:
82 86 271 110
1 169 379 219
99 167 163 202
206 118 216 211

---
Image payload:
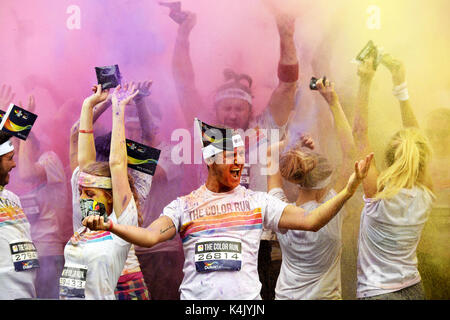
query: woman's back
357 186 433 298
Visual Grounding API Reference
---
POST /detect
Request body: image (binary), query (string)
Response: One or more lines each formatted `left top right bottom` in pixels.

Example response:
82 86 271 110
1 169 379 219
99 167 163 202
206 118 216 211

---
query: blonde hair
82 162 143 226
279 144 333 189
376 127 434 199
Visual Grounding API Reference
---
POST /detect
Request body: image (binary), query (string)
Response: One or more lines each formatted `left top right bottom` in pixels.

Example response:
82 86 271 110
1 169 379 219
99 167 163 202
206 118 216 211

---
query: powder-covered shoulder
0 189 21 206
117 195 138 226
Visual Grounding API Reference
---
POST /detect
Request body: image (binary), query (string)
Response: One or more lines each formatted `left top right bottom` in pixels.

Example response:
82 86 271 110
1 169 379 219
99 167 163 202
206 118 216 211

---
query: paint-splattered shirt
0 188 37 299
162 184 288 300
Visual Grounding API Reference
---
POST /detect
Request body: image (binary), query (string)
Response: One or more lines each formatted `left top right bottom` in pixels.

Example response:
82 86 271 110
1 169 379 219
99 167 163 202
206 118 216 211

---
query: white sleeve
38 151 66 185
161 198 182 232
255 192 289 234
112 196 139 247
268 187 289 202
116 196 139 227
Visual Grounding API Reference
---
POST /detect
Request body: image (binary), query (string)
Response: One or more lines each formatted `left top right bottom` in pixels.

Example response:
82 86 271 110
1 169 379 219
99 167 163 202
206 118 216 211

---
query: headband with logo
195 118 244 160
78 172 112 189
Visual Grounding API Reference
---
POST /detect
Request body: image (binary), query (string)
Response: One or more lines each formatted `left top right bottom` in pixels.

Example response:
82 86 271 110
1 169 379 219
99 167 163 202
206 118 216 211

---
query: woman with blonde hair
353 55 434 300
60 83 142 300
267 78 359 300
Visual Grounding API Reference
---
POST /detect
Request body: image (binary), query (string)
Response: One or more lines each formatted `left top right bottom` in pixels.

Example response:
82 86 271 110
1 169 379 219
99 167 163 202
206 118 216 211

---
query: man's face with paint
0 151 16 186
215 98 252 130
79 186 113 215
208 146 245 190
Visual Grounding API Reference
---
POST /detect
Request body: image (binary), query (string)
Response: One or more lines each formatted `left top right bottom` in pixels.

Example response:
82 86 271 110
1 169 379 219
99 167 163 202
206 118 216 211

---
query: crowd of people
0 2 447 301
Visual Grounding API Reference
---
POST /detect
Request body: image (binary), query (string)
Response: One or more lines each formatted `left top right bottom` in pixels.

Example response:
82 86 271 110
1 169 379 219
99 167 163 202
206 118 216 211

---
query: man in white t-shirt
83 126 373 300
0 133 38 299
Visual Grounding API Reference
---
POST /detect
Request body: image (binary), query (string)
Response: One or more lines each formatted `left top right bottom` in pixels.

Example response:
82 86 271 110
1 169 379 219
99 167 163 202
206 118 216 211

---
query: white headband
214 88 252 105
0 139 14 156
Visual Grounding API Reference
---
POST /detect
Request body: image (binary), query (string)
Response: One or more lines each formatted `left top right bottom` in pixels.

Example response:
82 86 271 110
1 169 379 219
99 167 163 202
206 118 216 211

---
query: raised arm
82 215 176 248
78 85 109 170
18 96 46 183
171 11 205 127
278 153 373 231
381 54 419 128
352 58 379 198
267 139 287 191
266 12 299 127
131 80 167 182
70 94 111 172
315 78 357 190
131 80 157 145
109 84 140 218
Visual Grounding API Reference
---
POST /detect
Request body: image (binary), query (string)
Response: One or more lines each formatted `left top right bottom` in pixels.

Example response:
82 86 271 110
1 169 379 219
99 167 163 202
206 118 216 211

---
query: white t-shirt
71 166 147 277
64 169 139 299
0 188 38 299
162 184 288 300
270 188 345 300
24 151 68 257
356 187 433 298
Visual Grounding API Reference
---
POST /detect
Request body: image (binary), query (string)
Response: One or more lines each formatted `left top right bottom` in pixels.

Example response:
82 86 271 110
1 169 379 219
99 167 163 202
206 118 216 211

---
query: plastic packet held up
159 1 188 24
126 139 161 176
0 104 38 140
95 64 122 90
80 198 109 223
352 40 385 70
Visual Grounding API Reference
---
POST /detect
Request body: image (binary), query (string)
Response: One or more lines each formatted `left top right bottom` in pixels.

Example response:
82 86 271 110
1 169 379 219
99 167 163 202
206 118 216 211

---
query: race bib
59 264 88 299
194 237 242 273
9 240 40 272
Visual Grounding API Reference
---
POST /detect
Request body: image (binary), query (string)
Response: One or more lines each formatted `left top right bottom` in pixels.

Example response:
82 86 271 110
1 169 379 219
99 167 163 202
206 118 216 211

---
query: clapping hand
345 153 374 195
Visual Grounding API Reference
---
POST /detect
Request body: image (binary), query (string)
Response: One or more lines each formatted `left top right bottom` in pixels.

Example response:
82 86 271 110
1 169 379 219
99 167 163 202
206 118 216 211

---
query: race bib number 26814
194 237 242 273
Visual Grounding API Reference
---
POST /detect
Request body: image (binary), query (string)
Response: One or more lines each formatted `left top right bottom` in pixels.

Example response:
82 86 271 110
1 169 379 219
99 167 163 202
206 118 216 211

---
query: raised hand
111 83 139 108
357 57 376 82
84 84 110 107
131 80 153 103
381 54 406 86
0 84 16 109
345 153 374 195
178 10 196 36
300 134 315 150
82 215 111 231
18 95 36 113
315 78 339 105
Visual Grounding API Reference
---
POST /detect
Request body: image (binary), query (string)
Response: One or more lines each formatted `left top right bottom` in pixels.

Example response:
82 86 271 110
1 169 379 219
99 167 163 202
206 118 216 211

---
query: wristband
277 63 299 82
392 82 409 101
79 129 94 134
107 220 114 232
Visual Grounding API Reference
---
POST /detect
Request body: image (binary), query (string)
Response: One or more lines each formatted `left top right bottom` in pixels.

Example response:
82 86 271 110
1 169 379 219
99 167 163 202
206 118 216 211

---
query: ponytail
376 128 434 199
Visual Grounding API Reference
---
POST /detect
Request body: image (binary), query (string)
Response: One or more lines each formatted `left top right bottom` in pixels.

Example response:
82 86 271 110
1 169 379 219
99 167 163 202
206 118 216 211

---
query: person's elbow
109 155 127 169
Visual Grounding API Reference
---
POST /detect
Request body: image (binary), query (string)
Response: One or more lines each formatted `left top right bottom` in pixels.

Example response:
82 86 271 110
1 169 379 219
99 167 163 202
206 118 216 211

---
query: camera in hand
310 76 326 90
355 40 384 70
80 199 109 223
159 1 188 24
